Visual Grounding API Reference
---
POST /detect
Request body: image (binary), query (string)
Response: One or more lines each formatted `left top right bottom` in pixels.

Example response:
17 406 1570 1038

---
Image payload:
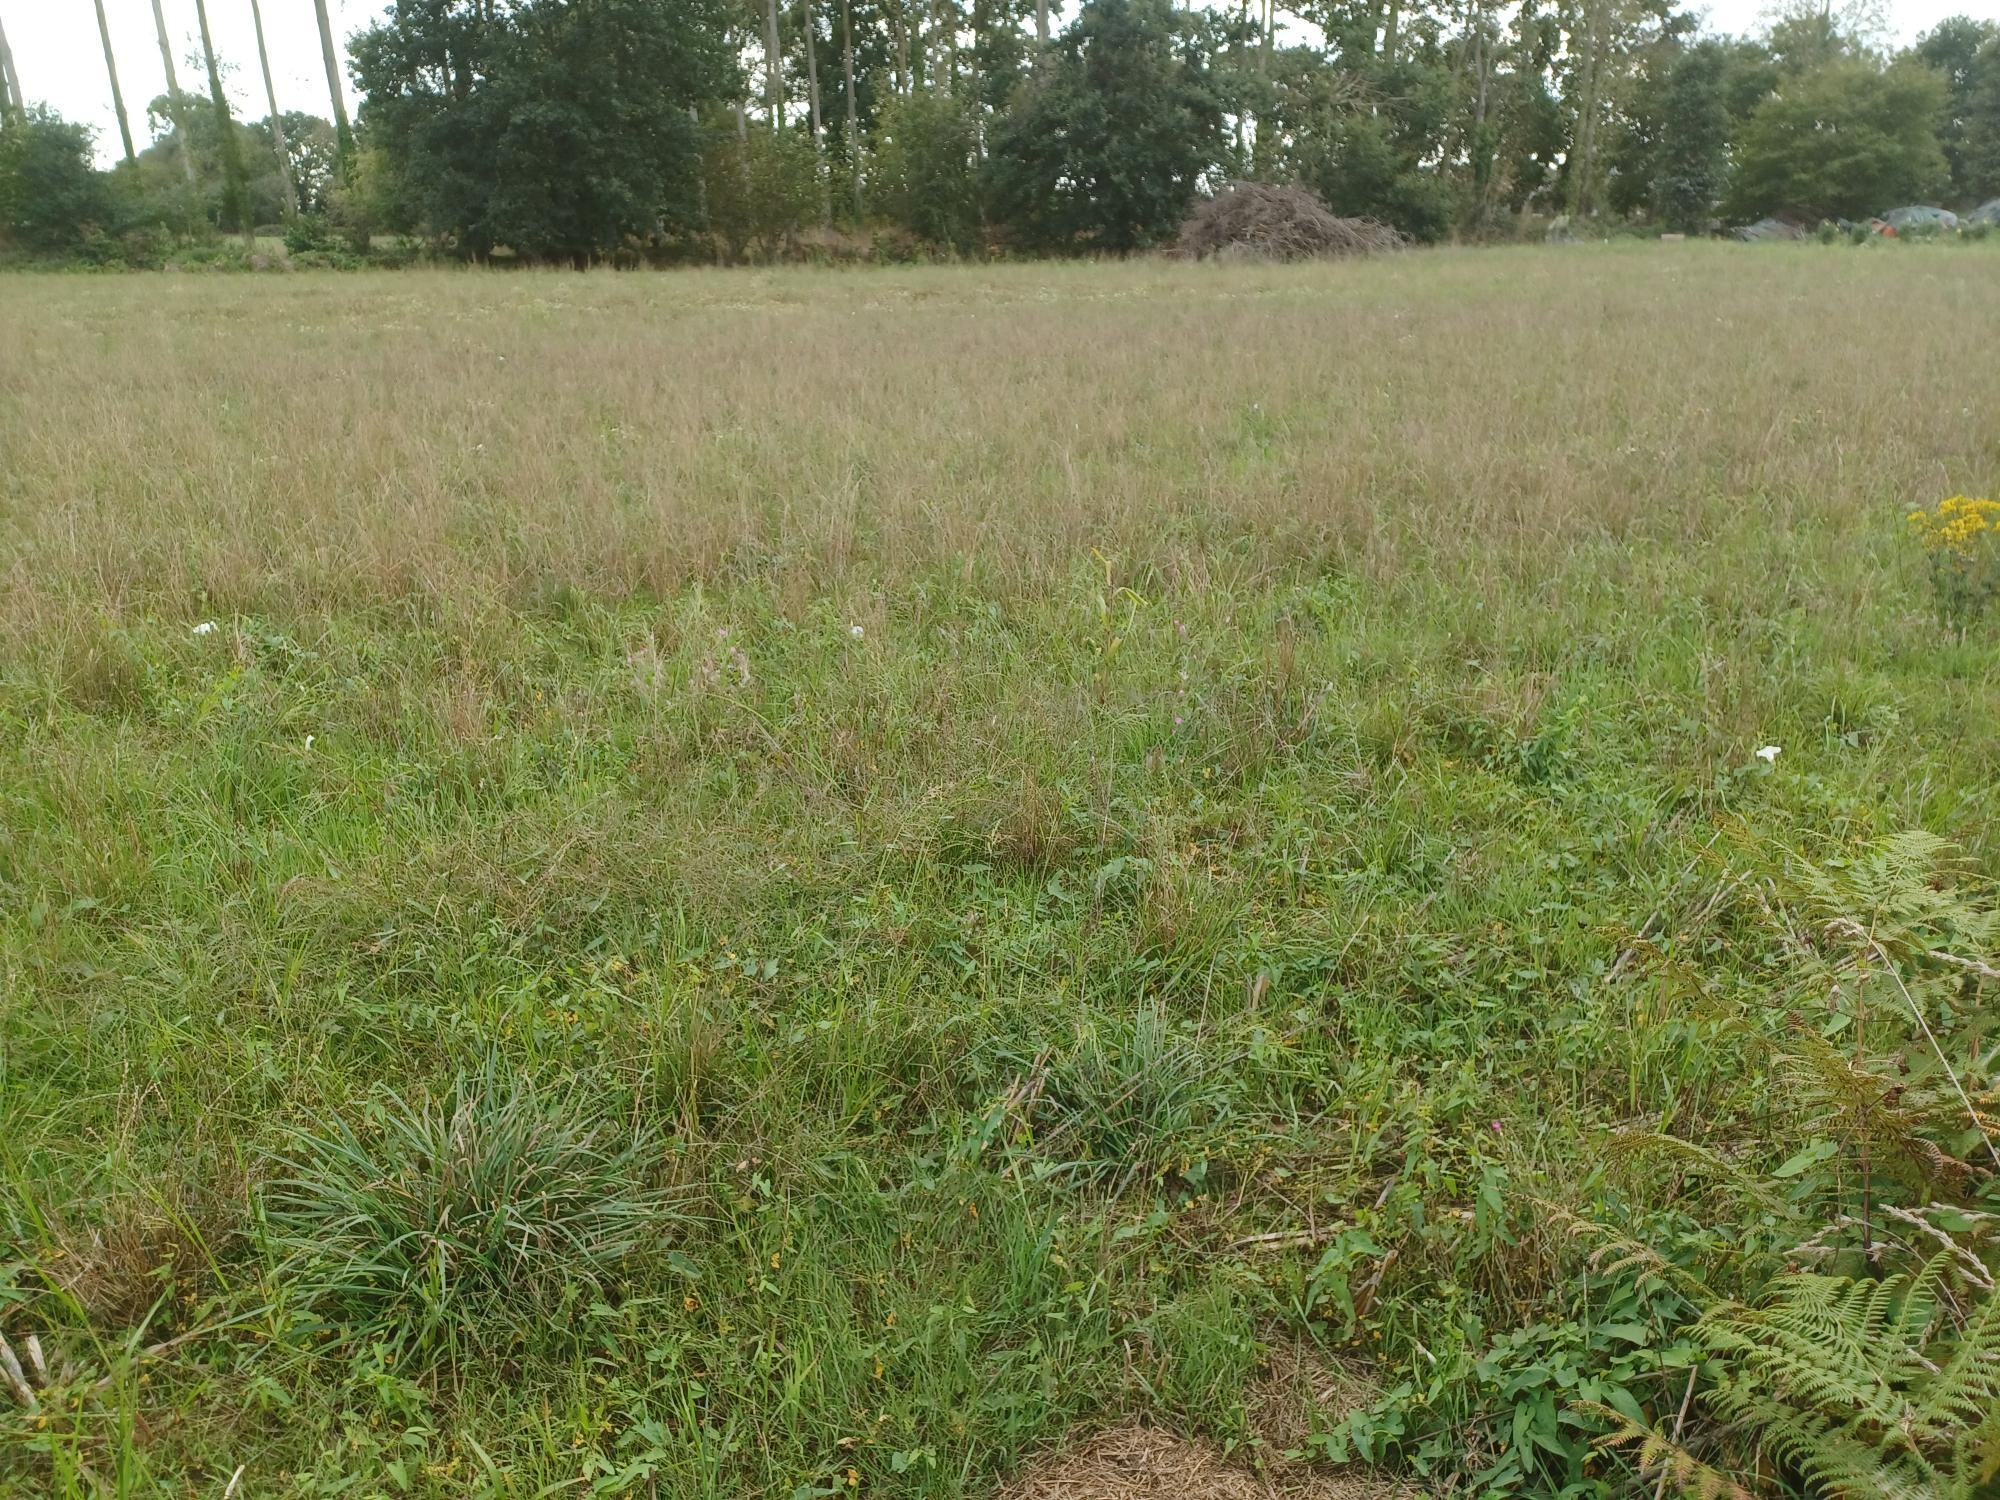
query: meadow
2 245 1998 1498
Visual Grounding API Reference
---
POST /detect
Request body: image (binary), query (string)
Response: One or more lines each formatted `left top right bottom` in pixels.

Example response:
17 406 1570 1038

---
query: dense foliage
1724 59 1951 223
0 107 108 253
5 0 2000 261
348 0 738 262
985 0 1226 252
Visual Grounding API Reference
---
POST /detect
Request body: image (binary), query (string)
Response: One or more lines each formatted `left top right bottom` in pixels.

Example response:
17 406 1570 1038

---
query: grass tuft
261 1059 676 1355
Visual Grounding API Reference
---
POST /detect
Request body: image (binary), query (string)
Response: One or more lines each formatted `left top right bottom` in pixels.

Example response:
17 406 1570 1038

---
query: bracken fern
1592 1258 2000 1499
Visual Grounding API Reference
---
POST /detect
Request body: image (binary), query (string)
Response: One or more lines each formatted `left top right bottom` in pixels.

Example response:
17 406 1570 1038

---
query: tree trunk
248 0 298 216
690 105 708 228
0 13 24 124
92 0 137 162
804 0 823 144
1569 0 1603 217
843 0 861 217
764 0 785 127
312 0 354 159
803 0 829 223
1383 0 1399 65
1036 0 1048 44
1233 0 1248 162
150 0 199 182
892 0 908 93
192 0 253 246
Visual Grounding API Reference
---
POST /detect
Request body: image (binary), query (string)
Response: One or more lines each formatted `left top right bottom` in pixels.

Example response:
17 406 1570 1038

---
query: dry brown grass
999 1423 1423 1500
1 246 1993 642
1247 1342 1387 1455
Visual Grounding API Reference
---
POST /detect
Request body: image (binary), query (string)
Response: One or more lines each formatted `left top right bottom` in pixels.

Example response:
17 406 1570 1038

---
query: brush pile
1177 181 1404 261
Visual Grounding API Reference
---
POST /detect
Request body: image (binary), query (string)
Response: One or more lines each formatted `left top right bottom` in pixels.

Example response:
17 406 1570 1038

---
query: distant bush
0 107 113 255
283 214 336 255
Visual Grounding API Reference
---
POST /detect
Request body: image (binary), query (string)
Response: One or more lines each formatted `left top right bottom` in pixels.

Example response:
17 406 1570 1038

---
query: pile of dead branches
1177 181 1404 262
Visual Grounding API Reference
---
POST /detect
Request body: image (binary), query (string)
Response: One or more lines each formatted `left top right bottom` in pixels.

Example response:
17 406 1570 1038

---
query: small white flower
192 621 218 636
849 624 864 640
304 734 316 752
1756 745 1782 763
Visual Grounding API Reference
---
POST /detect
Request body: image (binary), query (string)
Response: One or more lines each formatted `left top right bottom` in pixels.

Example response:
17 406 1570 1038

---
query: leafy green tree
0 107 112 253
1764 0 1883 75
260 113 341 218
1264 8 1461 240
139 91 289 233
326 144 412 250
1484 0 1568 218
700 116 822 261
1557 0 1683 219
1714 37 1782 127
984 0 1227 253
1725 59 1948 222
1298 111 1456 239
1651 42 1731 229
350 0 737 263
1970 36 2000 201
1912 16 2000 202
871 90 980 251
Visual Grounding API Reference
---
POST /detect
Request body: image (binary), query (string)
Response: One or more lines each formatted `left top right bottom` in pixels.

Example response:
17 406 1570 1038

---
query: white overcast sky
6 0 2000 166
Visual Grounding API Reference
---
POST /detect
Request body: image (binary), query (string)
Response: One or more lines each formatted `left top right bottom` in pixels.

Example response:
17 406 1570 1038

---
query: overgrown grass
0 245 1997 1496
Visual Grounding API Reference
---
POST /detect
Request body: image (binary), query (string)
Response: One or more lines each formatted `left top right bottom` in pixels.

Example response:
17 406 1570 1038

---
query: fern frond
1571 1400 1753 1500
1605 1128 1789 1214
1693 1262 2000 1498
1916 1279 2000 1427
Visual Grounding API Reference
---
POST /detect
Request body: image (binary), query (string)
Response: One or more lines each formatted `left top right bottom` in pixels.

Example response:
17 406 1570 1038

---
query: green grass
0 244 1997 1497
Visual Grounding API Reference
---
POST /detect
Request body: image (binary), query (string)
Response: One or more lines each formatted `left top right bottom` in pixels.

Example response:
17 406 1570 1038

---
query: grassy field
2 245 1998 1498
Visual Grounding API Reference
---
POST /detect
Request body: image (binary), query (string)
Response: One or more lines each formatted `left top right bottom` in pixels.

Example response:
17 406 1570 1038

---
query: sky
5 0 2000 168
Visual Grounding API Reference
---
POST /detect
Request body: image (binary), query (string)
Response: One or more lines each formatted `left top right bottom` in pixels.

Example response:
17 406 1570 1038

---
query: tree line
3 0 1999 265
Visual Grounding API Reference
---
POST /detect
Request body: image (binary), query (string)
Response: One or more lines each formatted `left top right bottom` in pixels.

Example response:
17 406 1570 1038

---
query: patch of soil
996 1423 1422 1500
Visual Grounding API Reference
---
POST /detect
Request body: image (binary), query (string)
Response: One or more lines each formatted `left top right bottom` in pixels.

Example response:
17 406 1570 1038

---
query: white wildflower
849 624 864 640
1756 745 1781 763
192 621 218 636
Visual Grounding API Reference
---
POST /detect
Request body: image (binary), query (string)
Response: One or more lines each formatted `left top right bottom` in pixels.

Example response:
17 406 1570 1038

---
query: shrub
261 1060 676 1355
0 107 113 255
870 92 981 254
283 214 336 255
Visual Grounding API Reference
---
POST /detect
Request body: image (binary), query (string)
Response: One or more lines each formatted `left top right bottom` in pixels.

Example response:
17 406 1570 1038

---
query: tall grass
0 245 1996 1497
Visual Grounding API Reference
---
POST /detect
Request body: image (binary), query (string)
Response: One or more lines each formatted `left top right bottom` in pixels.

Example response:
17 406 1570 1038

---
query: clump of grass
261 1060 674 1355
1035 1008 1258 1191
